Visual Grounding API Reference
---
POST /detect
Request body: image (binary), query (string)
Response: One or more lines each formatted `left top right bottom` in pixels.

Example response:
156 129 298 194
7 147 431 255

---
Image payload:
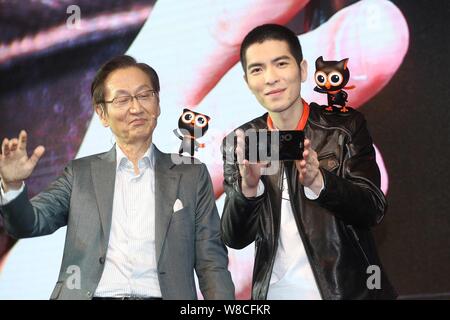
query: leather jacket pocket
318 152 339 173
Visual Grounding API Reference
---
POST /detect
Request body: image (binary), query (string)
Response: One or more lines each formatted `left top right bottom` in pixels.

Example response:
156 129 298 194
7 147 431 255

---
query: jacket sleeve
314 112 387 227
194 163 235 300
0 163 73 238
220 136 266 249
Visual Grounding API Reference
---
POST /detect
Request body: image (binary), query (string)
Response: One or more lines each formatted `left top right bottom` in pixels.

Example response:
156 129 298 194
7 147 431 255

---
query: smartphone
241 130 305 162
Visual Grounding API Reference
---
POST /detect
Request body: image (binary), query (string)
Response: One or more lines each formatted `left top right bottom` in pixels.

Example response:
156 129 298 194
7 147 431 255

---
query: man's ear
95 104 109 127
300 59 308 83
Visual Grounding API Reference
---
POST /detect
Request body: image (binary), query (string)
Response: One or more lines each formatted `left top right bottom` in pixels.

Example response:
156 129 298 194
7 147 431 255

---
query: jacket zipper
337 134 345 177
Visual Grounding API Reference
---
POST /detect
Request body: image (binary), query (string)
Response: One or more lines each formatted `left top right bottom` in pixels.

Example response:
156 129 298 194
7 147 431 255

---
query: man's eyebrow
108 89 129 97
112 84 152 96
272 55 292 63
134 84 152 93
247 55 293 71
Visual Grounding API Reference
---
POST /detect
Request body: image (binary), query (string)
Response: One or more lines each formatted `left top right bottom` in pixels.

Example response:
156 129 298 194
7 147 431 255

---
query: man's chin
126 128 153 142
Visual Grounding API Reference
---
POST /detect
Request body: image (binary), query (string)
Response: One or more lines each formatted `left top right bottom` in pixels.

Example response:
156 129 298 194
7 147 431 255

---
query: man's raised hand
0 130 45 191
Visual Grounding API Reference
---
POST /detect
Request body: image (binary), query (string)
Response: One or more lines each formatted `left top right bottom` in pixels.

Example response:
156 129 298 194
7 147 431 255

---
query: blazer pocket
173 207 186 215
171 206 190 221
169 206 194 240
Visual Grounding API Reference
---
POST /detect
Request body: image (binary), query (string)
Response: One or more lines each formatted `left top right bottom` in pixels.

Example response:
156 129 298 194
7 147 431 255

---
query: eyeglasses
102 90 158 108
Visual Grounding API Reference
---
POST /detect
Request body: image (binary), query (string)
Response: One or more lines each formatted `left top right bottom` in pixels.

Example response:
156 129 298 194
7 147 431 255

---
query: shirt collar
115 143 154 171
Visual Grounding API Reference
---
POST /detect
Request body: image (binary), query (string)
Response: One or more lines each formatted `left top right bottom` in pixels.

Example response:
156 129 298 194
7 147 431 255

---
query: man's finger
236 145 245 164
9 139 19 152
2 139 10 156
235 130 246 164
235 130 246 146
299 159 307 168
239 160 250 178
303 149 310 160
29 146 45 166
18 130 27 151
304 139 311 150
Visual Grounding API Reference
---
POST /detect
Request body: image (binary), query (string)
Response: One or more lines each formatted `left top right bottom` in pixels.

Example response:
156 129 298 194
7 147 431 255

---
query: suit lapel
153 146 180 264
91 146 116 250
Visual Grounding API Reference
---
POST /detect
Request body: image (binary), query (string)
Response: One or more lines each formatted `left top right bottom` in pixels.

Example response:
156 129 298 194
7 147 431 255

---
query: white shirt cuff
256 180 265 197
255 179 322 199
0 182 25 205
247 179 322 199
304 183 324 200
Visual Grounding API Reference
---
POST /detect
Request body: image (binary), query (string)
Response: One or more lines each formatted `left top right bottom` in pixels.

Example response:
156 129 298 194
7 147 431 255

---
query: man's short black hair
240 24 303 73
91 55 160 111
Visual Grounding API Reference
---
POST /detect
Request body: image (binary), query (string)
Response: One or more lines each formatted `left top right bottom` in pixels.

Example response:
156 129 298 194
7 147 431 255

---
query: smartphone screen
243 130 304 162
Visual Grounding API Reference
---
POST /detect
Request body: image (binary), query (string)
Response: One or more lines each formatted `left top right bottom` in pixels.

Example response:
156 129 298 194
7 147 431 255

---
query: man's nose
129 97 144 113
264 66 279 85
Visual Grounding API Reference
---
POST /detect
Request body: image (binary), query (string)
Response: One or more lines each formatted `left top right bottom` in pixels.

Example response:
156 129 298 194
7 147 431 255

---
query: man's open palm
0 130 45 189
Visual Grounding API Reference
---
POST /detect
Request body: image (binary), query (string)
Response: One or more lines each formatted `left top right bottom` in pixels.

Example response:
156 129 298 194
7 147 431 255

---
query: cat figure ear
315 56 325 69
338 58 349 70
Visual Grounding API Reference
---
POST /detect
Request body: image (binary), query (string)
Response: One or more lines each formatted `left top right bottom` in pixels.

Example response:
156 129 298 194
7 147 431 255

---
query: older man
0 55 234 300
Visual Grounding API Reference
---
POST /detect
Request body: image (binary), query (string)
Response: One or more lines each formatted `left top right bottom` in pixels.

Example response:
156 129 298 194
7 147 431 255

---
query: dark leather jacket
221 103 397 300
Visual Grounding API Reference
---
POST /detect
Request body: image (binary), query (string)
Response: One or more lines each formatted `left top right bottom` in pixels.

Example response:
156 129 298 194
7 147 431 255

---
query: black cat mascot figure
173 108 210 156
314 56 355 112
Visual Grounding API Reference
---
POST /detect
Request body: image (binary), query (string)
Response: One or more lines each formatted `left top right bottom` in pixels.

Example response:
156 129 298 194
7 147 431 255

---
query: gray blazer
0 145 235 300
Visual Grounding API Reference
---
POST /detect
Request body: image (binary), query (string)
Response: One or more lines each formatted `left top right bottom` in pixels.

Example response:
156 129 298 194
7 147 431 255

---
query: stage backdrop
0 0 449 299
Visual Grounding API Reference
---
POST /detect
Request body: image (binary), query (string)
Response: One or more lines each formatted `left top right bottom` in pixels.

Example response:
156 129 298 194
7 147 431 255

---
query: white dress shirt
94 143 161 298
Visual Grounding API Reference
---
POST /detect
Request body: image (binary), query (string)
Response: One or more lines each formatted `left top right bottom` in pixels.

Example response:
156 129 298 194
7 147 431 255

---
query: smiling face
244 39 307 116
96 66 161 146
